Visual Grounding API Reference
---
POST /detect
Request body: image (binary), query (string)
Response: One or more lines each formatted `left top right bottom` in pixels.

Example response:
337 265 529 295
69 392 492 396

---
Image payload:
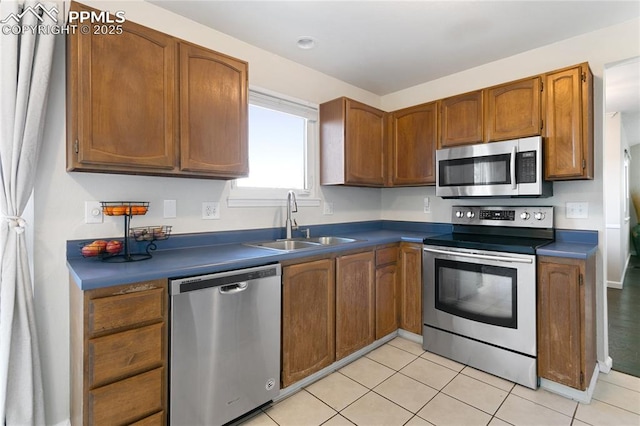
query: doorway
604 56 640 377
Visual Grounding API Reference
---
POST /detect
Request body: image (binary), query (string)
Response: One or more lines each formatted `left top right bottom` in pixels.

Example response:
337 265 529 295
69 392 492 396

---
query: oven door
423 245 536 356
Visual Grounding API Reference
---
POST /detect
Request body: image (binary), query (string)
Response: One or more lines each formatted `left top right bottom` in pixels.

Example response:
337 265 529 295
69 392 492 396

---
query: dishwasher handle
219 282 249 294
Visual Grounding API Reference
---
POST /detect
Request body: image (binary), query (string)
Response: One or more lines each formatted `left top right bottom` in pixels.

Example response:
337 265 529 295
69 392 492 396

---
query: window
229 89 319 206
237 104 306 189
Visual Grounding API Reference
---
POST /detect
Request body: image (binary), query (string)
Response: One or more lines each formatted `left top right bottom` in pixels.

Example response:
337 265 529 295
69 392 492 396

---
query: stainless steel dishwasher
169 264 281 426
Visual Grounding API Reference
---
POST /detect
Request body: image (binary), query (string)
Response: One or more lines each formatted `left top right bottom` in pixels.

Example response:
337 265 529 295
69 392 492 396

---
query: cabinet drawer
89 323 164 388
89 288 164 334
376 246 399 267
89 367 163 425
130 411 164 426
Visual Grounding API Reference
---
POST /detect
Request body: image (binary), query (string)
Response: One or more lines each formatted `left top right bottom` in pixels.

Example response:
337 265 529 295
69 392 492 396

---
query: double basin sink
245 236 358 252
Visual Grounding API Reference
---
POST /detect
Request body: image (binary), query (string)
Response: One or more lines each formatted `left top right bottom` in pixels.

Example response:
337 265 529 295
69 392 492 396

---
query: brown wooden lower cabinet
375 245 399 339
88 368 164 425
537 255 596 390
399 243 423 334
281 258 335 388
336 251 376 360
70 278 168 426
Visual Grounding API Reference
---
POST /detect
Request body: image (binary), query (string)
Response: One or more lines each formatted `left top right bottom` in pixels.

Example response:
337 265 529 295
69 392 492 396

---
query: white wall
380 17 640 375
32 4 640 423
604 113 630 287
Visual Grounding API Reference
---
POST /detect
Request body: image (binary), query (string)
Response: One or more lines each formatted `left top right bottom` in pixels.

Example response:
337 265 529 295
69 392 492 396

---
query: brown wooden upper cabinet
543 63 594 180
389 102 438 186
438 90 483 148
320 97 387 187
179 42 248 177
484 77 542 142
66 2 248 179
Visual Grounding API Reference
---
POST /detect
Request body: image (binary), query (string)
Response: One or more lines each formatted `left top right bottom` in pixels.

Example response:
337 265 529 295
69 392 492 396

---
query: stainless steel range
423 206 554 389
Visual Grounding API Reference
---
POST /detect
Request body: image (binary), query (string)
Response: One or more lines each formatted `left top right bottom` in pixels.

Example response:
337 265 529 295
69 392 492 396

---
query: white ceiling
150 0 640 143
151 0 640 96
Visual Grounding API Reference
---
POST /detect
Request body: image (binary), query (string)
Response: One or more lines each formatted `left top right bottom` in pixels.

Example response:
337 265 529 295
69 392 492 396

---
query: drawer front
376 246 399 267
89 323 164 388
89 288 164 334
130 411 164 426
89 367 163 425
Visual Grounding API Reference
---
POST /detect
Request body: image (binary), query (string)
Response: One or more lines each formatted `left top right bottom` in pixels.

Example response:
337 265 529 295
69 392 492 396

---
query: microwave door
437 150 518 197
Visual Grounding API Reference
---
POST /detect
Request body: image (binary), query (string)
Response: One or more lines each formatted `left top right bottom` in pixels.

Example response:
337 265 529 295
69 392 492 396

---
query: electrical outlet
423 197 430 213
202 201 220 219
84 201 103 224
566 202 588 219
323 202 334 215
164 200 176 218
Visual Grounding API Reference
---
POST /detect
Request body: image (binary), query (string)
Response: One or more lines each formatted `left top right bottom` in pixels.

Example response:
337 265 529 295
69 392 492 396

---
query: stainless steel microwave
436 136 552 198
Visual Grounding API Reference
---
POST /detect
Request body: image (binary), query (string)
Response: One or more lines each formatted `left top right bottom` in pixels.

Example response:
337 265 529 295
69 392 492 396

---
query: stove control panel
452 206 554 228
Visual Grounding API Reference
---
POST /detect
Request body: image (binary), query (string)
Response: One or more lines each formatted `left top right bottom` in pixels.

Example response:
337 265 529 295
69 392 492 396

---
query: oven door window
439 153 511 187
435 258 517 329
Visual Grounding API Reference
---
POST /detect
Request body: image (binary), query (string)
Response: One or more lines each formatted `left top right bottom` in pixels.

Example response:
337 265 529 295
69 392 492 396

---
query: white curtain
0 0 58 424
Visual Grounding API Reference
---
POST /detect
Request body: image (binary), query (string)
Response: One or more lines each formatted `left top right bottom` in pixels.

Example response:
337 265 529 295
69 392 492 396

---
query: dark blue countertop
67 221 448 290
67 221 599 290
536 229 598 259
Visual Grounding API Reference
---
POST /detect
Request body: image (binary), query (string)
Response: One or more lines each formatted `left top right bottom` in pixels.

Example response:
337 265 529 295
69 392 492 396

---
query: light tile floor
240 337 640 426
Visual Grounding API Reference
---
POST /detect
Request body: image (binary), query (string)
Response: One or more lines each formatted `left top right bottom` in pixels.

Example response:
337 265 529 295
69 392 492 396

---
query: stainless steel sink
306 236 357 245
244 236 359 252
246 239 321 251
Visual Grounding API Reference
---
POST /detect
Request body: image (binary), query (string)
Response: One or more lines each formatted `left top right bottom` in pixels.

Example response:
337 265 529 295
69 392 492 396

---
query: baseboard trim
539 363 600 404
275 331 399 402
607 280 623 289
398 329 423 344
599 356 613 374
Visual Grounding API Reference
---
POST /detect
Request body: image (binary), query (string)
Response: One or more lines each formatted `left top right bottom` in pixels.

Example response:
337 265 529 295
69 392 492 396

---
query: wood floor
608 255 640 377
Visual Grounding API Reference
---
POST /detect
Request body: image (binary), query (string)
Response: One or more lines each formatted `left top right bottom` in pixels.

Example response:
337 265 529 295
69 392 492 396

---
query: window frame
228 88 320 208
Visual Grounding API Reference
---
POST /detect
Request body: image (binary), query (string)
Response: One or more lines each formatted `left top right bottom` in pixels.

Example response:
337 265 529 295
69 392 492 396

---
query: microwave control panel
516 151 537 183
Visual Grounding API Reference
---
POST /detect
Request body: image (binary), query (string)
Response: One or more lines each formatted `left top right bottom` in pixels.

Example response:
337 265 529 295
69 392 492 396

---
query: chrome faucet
285 190 298 239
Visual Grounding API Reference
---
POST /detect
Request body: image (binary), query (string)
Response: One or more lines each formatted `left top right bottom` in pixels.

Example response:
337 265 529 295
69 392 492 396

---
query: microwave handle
510 146 517 190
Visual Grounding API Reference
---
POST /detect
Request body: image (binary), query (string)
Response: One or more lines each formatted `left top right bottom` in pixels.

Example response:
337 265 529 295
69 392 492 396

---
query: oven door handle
423 247 533 264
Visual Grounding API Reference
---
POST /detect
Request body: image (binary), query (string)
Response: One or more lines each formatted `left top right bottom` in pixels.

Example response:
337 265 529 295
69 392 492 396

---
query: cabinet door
68 3 176 173
376 264 398 339
485 77 541 142
544 64 593 180
336 251 376 360
282 259 335 387
399 243 422 334
179 42 248 177
390 102 438 186
439 90 483 148
537 257 584 389
345 99 387 186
